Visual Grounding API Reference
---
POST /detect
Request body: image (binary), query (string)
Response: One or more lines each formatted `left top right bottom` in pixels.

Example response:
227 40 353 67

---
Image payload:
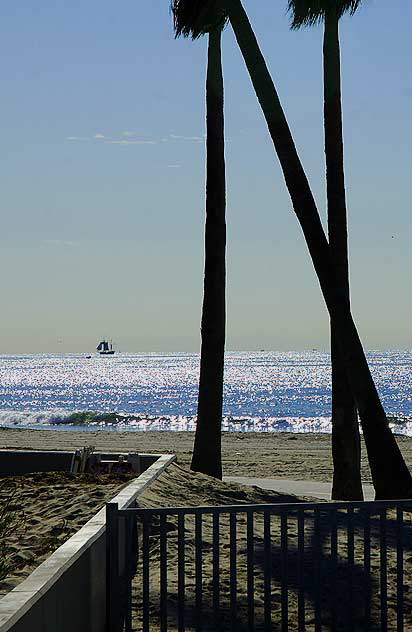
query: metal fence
106 500 412 632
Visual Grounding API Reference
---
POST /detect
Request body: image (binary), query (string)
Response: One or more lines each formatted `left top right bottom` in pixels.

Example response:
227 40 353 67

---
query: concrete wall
0 450 159 476
0 451 75 475
0 453 176 632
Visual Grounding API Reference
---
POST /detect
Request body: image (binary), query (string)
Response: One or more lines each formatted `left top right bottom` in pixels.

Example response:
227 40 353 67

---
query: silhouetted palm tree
174 0 412 498
227 0 412 498
287 0 363 500
172 0 227 478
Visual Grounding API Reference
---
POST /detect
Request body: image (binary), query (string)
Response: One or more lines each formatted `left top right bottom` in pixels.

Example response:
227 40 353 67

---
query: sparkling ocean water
0 351 411 434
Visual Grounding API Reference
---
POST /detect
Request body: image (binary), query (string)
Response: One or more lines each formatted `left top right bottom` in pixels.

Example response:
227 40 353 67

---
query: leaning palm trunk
225 0 412 498
324 8 362 500
191 27 226 479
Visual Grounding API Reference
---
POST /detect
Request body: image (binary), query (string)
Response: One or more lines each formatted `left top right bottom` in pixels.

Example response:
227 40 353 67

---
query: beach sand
0 460 308 602
0 471 137 597
2 426 412 482
2 428 412 630
135 463 412 631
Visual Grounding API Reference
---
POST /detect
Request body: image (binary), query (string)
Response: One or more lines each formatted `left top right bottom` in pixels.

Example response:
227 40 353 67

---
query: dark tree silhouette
172 1 227 478
287 0 363 500
180 0 412 498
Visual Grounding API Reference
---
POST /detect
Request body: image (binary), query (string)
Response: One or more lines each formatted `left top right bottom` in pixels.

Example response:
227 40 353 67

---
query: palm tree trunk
324 9 363 500
191 28 226 479
225 0 412 499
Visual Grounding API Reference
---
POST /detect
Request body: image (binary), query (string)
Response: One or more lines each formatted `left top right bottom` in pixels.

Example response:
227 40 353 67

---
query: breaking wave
0 410 411 435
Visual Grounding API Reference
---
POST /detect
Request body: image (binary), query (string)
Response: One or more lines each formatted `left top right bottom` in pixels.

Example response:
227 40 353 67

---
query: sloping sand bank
133 464 412 631
0 471 136 597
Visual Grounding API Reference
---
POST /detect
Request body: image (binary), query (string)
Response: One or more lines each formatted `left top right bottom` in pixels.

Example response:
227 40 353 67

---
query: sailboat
96 340 115 356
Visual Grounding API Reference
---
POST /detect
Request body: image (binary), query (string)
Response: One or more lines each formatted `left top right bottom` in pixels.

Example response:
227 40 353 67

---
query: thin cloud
104 139 157 146
44 239 80 248
169 133 204 143
67 131 204 146
167 164 181 168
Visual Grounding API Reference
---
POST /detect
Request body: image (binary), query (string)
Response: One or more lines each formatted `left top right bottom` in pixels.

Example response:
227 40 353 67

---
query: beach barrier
0 453 176 632
0 449 147 476
106 499 412 631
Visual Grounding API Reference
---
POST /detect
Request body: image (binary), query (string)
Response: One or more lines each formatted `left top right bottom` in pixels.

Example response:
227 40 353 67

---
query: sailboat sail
96 338 114 354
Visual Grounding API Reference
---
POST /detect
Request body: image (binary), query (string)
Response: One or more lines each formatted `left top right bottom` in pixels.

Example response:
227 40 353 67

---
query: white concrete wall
0 453 176 632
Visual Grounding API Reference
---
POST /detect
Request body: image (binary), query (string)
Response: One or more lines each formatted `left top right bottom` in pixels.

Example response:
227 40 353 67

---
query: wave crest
0 410 411 435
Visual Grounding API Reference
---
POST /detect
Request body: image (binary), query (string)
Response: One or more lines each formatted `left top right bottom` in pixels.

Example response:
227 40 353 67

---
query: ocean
0 351 411 434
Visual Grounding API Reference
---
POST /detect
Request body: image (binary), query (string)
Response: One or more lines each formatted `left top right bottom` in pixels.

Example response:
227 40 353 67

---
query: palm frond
287 0 362 29
171 0 228 39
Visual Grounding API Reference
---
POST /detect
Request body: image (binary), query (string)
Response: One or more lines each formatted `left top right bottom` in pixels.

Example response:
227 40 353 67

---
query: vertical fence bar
297 508 305 632
106 503 120 632
347 507 354 630
246 511 254 632
380 509 388 632
130 509 139 588
177 513 185 632
264 510 271 631
363 507 371 631
281 511 288 632
330 506 337 632
125 514 133 632
122 501 411 632
396 507 404 632
230 512 237 632
131 509 139 576
195 512 203 632
212 512 220 627
142 514 150 632
314 508 321 632
160 514 168 632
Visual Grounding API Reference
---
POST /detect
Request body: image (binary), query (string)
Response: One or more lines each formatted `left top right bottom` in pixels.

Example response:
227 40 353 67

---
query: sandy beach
136 464 412 631
2 430 412 629
2 427 412 483
0 471 137 597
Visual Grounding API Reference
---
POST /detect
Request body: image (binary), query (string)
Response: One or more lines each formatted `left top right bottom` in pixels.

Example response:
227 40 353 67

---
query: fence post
107 502 121 632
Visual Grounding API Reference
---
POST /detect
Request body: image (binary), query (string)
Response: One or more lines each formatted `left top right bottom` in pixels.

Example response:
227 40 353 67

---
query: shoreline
3 427 412 483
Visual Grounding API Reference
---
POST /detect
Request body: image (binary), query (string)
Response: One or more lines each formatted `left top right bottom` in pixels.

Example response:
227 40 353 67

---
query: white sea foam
0 409 411 435
0 410 77 427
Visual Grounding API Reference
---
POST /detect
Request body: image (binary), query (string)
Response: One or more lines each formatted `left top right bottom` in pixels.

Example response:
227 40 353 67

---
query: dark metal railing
106 500 412 631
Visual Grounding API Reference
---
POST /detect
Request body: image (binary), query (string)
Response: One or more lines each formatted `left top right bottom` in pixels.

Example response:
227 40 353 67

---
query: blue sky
1 0 411 352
